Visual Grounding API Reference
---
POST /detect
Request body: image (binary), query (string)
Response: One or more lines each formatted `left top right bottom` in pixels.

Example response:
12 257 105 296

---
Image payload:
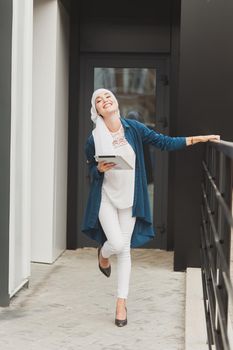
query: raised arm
134 120 220 150
135 120 186 151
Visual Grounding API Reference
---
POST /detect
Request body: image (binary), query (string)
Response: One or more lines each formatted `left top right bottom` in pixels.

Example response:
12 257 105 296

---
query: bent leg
98 199 124 259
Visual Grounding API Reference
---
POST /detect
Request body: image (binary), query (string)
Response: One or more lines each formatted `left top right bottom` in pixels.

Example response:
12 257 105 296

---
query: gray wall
167 0 181 251
173 0 233 270
0 0 12 306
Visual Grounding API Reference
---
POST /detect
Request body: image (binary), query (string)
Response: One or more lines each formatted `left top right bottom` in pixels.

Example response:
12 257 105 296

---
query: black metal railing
200 140 233 349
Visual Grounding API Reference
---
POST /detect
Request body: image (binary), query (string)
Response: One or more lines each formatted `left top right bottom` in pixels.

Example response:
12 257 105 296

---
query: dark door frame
75 52 171 249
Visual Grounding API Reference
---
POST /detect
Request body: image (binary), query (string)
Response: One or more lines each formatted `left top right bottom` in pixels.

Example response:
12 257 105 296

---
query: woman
81 88 220 327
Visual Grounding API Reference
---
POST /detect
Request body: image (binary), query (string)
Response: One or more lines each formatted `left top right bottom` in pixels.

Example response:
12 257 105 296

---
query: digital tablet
94 155 133 170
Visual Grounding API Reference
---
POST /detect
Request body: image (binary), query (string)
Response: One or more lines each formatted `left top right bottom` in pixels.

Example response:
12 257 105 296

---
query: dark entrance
77 53 170 249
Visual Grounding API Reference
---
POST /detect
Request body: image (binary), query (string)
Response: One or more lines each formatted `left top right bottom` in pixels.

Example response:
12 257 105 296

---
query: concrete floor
0 248 185 350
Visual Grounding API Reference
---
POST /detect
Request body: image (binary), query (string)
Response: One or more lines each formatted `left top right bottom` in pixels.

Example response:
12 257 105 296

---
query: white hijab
91 88 120 156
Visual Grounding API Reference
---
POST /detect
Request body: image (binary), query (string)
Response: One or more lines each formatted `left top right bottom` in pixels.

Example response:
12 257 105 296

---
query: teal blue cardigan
81 117 187 247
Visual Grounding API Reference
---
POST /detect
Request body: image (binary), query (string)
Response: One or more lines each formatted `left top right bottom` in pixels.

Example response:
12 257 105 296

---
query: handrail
210 140 233 159
200 139 233 350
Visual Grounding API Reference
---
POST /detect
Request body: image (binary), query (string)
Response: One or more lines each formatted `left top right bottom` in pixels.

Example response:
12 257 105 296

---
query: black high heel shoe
97 246 111 278
115 306 127 327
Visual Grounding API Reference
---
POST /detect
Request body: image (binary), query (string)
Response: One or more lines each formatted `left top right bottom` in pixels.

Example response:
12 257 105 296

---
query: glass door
78 54 169 249
94 67 156 220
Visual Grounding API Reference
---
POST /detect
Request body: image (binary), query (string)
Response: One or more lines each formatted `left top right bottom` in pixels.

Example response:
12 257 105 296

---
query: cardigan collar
120 116 130 128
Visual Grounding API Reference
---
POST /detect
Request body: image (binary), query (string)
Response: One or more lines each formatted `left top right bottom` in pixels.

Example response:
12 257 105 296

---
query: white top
101 124 136 209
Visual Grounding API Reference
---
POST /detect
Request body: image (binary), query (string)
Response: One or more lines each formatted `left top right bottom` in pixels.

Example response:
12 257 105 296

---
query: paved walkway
0 248 185 350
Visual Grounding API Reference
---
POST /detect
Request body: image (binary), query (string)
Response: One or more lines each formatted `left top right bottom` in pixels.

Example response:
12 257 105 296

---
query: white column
31 0 69 263
9 0 33 297
53 1 70 260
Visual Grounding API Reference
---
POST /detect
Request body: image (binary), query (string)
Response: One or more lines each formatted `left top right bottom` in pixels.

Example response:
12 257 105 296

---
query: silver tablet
94 155 133 170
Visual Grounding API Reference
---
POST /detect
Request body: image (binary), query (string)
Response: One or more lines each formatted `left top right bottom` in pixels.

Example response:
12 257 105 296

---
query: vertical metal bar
200 226 215 346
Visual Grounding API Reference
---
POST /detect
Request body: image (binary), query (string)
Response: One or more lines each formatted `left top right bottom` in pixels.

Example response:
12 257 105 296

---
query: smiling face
95 91 118 118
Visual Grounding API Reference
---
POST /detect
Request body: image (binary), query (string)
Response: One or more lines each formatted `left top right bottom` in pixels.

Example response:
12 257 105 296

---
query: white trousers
98 193 136 299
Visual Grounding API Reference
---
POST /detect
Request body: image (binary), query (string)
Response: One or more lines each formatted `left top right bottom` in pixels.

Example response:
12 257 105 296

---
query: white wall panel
53 2 69 260
9 0 33 296
32 0 69 263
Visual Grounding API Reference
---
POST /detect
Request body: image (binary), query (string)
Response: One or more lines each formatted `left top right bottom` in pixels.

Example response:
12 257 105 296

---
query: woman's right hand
97 161 116 173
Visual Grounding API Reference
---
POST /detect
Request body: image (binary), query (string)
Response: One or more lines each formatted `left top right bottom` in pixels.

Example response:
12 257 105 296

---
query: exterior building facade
0 0 233 306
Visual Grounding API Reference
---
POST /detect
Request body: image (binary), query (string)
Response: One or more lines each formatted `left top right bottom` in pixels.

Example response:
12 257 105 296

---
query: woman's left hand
199 135 221 143
187 134 221 145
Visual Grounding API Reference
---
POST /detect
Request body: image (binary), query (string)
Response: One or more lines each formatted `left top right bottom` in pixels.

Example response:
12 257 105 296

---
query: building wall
0 0 12 306
8 0 33 298
53 1 70 260
32 0 69 263
173 0 233 270
0 0 70 306
167 0 181 251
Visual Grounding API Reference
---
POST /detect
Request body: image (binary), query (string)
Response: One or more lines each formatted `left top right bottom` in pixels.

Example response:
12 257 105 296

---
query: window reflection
94 67 156 220
94 67 156 127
